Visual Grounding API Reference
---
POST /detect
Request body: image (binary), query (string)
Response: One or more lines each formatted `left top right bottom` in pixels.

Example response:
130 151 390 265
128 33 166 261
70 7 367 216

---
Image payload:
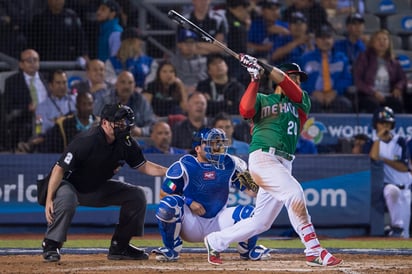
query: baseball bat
167 10 239 60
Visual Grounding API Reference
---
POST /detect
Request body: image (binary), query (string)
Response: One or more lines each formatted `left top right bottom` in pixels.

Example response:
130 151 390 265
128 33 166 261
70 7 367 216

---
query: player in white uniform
204 55 343 267
369 106 412 238
152 128 270 262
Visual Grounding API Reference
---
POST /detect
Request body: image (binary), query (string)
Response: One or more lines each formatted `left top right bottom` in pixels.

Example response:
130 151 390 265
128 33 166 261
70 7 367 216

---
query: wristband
184 197 193 206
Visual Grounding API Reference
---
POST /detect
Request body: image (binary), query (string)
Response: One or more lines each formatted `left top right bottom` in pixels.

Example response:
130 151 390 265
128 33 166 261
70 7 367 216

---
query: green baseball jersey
249 91 311 155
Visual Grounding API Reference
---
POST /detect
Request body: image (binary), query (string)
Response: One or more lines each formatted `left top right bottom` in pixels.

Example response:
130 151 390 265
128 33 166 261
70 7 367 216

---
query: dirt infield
1 253 412 273
1 234 412 273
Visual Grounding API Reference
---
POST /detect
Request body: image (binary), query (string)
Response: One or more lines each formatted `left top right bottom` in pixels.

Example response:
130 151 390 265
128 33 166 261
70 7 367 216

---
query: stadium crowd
0 0 412 154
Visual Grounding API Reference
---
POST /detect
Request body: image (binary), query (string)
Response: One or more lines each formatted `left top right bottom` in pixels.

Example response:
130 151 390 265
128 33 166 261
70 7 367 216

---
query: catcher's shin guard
156 195 184 252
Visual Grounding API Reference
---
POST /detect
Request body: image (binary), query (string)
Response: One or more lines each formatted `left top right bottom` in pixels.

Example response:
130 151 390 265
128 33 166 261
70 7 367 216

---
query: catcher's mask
200 128 229 169
101 103 135 140
372 106 395 130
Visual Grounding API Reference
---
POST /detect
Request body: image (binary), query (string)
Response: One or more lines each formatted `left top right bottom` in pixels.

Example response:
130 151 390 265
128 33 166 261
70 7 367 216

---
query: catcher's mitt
237 171 259 193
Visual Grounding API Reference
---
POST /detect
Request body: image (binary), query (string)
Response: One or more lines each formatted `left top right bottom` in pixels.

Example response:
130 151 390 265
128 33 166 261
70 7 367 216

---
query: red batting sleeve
239 80 259 119
278 75 302 103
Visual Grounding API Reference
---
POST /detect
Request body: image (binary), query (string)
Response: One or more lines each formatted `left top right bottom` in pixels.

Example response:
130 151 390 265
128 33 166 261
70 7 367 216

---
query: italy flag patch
167 180 176 191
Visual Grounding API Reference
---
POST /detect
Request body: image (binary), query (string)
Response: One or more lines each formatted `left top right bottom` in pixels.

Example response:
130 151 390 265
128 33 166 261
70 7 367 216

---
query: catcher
152 128 267 262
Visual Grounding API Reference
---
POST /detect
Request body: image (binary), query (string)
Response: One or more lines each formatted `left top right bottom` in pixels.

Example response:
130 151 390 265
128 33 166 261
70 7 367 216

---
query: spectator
0 0 36 58
27 91 98 154
94 71 156 137
142 60 188 117
369 106 411 238
247 0 288 60
225 0 252 83
171 92 209 151
105 27 156 91
71 59 113 115
300 24 353 113
65 0 100 59
353 29 406 113
212 112 249 155
196 53 245 116
36 70 76 134
282 0 328 34
270 11 314 65
3 49 49 151
182 0 227 56
28 0 88 62
171 29 208 94
142 121 186 155
96 0 123 61
333 13 366 70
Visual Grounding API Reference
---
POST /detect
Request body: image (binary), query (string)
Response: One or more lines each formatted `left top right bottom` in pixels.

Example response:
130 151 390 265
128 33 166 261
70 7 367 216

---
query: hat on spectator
278 63 308 82
177 29 198 43
345 13 365 25
315 24 335 38
100 0 120 15
289 12 307 24
121 27 143 41
259 0 282 9
226 0 250 8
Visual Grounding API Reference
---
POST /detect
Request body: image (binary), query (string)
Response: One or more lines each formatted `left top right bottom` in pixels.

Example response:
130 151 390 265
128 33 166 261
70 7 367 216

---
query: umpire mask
101 104 135 140
113 105 135 140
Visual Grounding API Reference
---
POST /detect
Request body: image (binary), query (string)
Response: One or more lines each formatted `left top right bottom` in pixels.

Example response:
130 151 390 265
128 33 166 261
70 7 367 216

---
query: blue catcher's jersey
162 154 236 219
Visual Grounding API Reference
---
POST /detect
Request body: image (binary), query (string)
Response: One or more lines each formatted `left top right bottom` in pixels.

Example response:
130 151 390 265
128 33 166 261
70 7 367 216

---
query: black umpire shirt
57 126 146 193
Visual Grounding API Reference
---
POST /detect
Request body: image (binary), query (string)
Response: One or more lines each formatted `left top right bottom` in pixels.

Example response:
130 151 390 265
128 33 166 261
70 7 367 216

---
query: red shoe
204 237 222 265
306 249 343 267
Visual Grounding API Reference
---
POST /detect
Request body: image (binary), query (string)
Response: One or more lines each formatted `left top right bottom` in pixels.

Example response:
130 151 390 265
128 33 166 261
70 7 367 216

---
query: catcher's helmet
372 106 395 129
203 128 229 169
101 103 135 127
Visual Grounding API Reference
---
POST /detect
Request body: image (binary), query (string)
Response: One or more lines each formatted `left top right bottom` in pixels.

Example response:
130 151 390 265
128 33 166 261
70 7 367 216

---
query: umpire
39 103 167 262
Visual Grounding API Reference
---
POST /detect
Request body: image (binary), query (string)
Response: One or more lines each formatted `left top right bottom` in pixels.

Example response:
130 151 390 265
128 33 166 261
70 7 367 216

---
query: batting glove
239 53 258 68
247 64 262 81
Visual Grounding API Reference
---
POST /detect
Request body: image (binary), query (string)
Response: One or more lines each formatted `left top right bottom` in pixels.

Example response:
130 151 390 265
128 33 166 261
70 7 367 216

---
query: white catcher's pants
208 149 313 251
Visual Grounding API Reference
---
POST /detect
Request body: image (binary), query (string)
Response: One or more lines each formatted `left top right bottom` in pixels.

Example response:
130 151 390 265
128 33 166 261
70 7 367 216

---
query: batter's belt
261 147 294 161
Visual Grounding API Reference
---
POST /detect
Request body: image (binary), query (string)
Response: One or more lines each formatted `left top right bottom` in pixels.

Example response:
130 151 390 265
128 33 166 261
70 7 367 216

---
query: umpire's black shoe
108 241 149 260
42 238 62 262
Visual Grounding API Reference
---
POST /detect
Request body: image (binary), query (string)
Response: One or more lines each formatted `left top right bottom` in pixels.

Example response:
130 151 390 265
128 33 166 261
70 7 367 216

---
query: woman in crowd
353 29 406 113
142 60 187 117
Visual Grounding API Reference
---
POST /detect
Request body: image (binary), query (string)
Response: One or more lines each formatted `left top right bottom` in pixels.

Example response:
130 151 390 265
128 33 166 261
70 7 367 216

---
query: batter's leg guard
152 195 184 261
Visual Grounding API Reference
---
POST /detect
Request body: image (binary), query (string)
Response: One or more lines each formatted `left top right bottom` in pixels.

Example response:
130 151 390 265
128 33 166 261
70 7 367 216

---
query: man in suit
3 49 48 151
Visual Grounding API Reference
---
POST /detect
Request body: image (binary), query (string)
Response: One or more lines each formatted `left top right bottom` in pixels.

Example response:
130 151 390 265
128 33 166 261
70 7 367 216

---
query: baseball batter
369 106 412 238
152 128 269 263
204 55 343 267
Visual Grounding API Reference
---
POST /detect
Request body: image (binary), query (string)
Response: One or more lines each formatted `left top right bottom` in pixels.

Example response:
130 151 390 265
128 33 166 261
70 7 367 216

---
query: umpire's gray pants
45 179 147 243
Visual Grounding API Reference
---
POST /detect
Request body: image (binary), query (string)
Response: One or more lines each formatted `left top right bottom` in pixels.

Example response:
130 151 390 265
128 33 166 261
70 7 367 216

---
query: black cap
226 0 250 8
121 27 143 41
315 24 335 38
289 12 307 24
278 63 308 82
346 13 365 25
259 0 282 9
100 0 120 15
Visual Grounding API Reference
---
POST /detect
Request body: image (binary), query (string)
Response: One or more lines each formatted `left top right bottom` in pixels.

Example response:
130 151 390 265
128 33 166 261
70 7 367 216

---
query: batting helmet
278 63 308 82
372 106 395 129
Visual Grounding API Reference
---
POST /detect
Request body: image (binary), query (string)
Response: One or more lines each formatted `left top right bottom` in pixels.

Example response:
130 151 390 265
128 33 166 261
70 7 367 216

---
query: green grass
1 238 412 249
